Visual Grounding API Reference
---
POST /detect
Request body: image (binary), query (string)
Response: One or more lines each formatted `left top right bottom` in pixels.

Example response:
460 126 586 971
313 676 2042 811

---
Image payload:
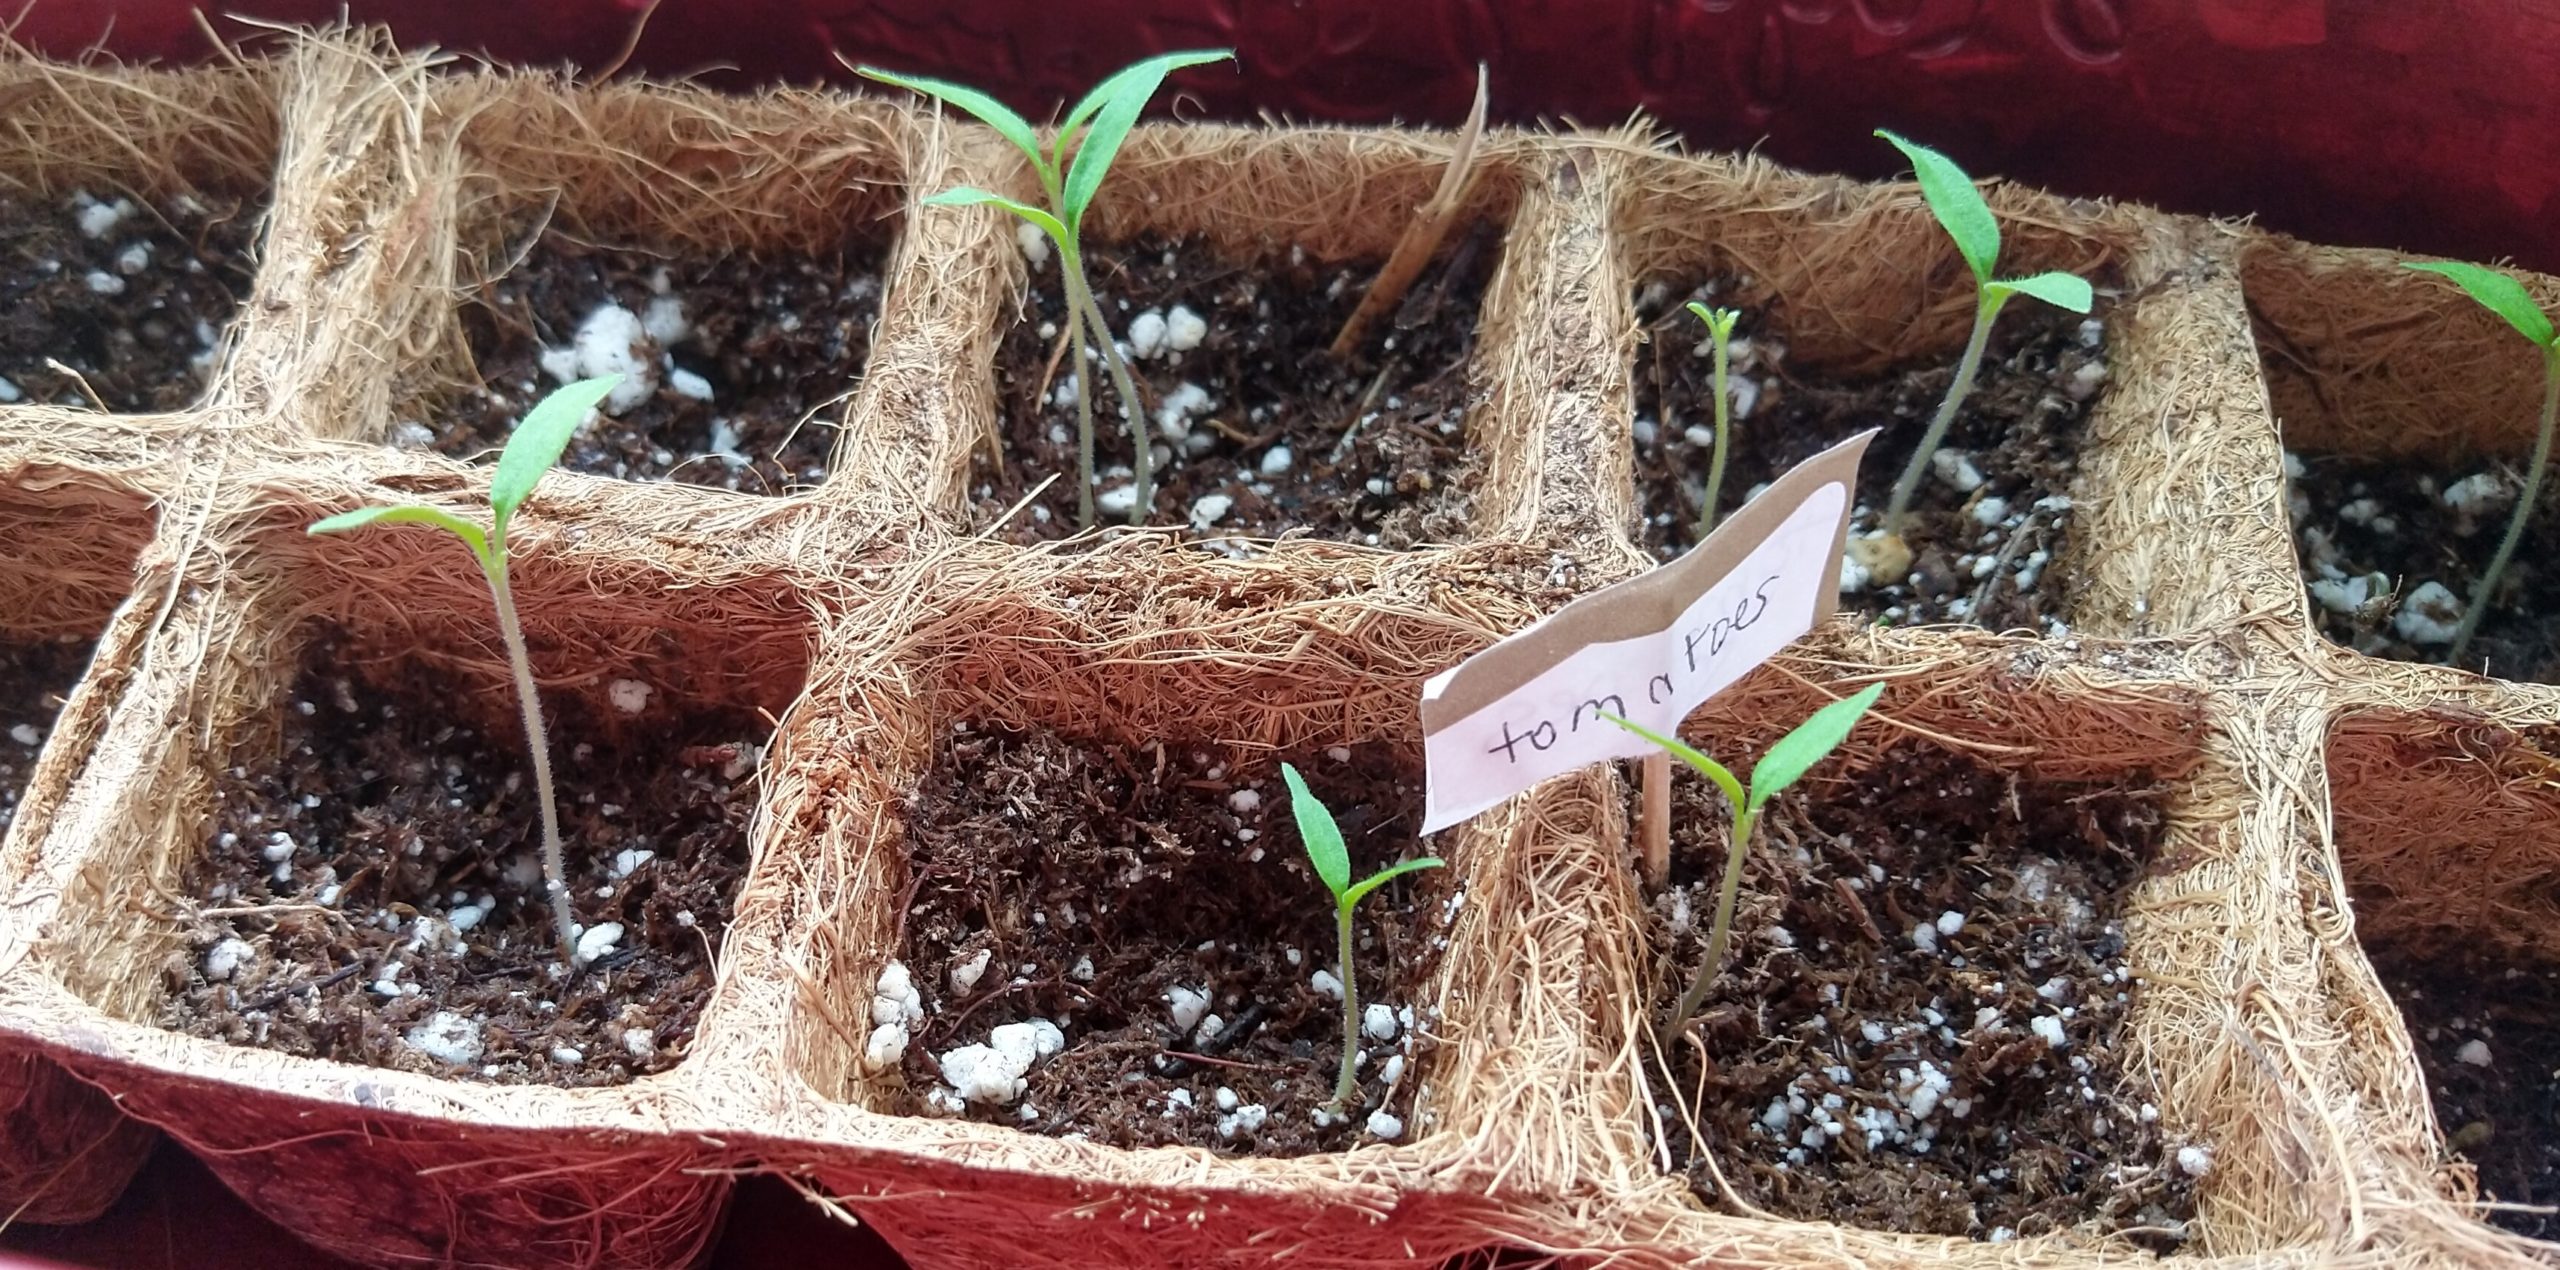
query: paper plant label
1419 431 1875 832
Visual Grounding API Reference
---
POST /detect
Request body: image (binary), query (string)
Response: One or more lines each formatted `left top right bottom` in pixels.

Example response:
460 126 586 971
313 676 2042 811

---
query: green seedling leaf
1746 681 1887 812
1342 856 1445 908
490 376 621 533
308 503 490 560
1686 301 1741 339
1989 271 2094 314
858 67 1046 172
922 186 1070 244
2407 260 2558 349
1282 761 1351 900
1877 129 1999 286
1061 49 1233 222
1603 715 1746 820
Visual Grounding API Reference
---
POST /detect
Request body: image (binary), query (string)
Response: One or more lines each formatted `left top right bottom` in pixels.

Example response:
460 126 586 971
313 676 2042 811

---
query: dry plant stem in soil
1648 742 2198 1243
167 632 761 1085
0 637 93 836
1632 288 2106 631
883 723 1446 1153
0 189 258 410
446 234 886 491
981 233 1488 546
2370 945 2560 1240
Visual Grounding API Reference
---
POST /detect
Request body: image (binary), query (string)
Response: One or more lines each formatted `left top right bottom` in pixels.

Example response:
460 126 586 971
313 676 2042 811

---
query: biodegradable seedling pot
8 25 2560 1270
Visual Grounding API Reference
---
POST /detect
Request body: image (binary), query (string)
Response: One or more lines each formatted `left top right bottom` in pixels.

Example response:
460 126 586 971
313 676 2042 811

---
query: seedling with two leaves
307 376 621 966
861 52 1235 530
1608 681 1885 1044
2400 260 2560 667
1281 762 1443 1111
1863 132 2094 577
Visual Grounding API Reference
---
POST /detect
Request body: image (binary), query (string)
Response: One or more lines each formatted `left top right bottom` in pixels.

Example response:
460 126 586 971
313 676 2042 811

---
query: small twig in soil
1831 876 1885 945
981 472 1063 538
242 960 367 1012
41 359 108 413
1966 507 2045 616
1330 358 1401 465
1328 64 1489 357
1154 1049 1286 1074
192 903 344 924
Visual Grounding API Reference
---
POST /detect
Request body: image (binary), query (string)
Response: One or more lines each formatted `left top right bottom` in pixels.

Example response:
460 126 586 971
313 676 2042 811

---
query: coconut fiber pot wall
7 23 2560 1270
13 0 2560 280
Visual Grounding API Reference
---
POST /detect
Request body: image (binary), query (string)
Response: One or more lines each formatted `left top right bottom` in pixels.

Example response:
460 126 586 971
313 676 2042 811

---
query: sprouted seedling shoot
307 376 621 966
1281 761 1443 1111
1606 681 1884 1044
1687 301 1743 537
2402 260 2560 667
1872 131 2093 553
861 51 1234 530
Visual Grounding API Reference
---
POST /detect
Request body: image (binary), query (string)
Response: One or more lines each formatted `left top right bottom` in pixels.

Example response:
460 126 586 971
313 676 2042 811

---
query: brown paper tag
1420 430 1874 831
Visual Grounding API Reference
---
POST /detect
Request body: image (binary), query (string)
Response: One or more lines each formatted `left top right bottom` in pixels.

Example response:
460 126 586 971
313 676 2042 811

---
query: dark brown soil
0 636 95 837
2288 451 2560 681
2372 945 2560 1239
441 230 888 493
973 231 1492 547
164 630 767 1086
888 722 1450 1154
0 188 259 411
1645 741 2198 1244
1632 283 2110 633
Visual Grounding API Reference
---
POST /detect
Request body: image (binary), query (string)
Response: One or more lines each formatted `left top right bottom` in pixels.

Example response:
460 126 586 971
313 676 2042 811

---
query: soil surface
1632 282 2110 633
883 722 1450 1154
165 631 768 1086
0 636 95 837
973 231 1492 548
0 189 259 411
439 230 889 493
2373 945 2560 1239
1645 742 2198 1244
2289 451 2560 681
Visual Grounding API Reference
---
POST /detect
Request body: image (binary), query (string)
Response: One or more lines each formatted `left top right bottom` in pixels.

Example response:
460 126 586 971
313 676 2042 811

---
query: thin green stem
1074 282 1152 525
1699 328 1733 537
483 551 576 965
1333 899 1361 1108
1059 244 1099 530
1664 806 1756 1043
1883 290 2004 538
2448 347 2560 666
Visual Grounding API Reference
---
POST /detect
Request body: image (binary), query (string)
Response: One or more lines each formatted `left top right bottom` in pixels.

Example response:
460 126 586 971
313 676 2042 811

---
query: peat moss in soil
973 231 1493 547
887 722 1450 1154
2371 945 2560 1240
1632 283 2110 633
0 636 95 837
0 189 259 411
441 230 888 493
1645 742 2198 1244
164 632 767 1086
2287 451 2560 681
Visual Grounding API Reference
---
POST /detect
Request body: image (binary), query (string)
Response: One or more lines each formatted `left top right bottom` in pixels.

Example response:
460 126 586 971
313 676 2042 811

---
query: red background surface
15 0 2560 274
0 1139 910 1269
4 1 2552 1265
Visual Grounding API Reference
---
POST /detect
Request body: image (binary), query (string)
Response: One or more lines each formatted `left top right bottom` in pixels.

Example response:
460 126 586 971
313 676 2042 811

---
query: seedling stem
1872 131 2092 544
1281 762 1443 1111
1687 302 1743 538
1607 681 1884 1045
2455 349 2560 662
859 52 1232 529
307 376 621 966
2404 260 2560 667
